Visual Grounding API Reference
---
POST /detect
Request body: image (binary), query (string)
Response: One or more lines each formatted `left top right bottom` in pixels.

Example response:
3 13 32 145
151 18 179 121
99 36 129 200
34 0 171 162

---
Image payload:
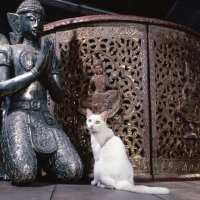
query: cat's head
86 108 108 133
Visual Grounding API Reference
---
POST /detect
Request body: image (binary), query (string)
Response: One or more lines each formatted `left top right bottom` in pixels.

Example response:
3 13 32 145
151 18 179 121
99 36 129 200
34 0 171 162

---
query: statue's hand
87 91 92 97
32 36 53 76
43 36 55 76
113 80 118 88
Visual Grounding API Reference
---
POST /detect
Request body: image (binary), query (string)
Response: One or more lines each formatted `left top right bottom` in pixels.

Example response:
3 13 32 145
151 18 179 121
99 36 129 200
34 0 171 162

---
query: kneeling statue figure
0 0 83 184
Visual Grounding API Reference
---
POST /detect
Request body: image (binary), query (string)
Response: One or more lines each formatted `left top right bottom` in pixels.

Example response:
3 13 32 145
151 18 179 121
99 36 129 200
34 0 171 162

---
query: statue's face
95 65 103 75
20 12 44 39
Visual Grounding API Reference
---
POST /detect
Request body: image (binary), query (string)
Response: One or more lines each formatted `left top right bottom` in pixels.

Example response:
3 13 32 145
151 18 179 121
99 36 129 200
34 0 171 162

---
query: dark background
1 0 200 39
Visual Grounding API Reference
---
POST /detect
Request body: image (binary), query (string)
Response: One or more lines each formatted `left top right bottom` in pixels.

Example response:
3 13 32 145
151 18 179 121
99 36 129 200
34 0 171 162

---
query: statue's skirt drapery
0 101 83 183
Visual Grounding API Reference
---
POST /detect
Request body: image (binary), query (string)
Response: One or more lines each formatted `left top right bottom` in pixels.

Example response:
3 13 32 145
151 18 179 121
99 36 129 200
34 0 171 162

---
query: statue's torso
92 74 107 92
10 44 46 101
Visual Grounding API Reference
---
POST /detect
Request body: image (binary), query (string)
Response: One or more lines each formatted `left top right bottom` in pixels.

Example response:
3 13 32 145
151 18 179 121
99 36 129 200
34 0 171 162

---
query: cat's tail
116 181 169 194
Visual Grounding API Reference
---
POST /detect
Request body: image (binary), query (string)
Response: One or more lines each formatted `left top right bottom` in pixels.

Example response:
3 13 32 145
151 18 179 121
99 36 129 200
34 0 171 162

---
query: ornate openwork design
149 25 200 179
44 15 200 180
53 22 150 179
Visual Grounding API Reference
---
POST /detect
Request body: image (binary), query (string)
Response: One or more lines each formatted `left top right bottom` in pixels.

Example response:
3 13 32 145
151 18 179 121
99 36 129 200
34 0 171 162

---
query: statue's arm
181 82 188 99
44 52 63 103
0 69 38 98
105 76 114 89
0 45 37 97
0 37 53 98
87 78 94 97
45 73 63 103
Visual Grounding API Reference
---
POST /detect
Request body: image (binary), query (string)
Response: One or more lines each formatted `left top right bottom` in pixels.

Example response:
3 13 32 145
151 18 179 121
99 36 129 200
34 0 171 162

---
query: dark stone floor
0 179 199 200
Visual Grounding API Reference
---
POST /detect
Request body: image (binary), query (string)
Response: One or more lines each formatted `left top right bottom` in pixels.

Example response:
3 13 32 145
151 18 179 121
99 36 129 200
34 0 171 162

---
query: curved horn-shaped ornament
7 13 22 45
0 34 9 44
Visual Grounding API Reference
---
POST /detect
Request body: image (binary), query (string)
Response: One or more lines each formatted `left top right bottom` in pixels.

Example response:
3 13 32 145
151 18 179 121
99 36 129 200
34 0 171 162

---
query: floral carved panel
149 25 200 179
54 22 151 179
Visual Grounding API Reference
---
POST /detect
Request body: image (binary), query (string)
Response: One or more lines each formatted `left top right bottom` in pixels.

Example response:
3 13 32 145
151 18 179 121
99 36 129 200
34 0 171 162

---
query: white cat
86 108 169 195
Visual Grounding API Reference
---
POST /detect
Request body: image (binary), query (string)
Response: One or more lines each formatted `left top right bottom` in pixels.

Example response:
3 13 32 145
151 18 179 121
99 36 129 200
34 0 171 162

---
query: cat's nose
90 125 93 129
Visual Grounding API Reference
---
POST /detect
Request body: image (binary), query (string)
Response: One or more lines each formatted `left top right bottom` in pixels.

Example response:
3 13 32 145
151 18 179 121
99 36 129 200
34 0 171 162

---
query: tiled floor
0 179 199 200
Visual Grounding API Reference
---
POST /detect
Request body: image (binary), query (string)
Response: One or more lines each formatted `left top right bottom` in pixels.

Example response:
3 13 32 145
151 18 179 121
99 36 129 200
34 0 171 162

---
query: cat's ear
100 111 108 122
86 108 93 118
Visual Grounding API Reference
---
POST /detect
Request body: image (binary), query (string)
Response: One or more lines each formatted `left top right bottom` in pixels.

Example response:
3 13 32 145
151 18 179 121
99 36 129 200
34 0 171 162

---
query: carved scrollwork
54 23 150 178
44 18 200 180
149 25 200 178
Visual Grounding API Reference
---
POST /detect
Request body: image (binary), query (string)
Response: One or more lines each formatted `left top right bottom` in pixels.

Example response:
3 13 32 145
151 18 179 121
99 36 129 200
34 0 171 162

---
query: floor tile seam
153 194 166 200
50 185 57 200
56 184 91 187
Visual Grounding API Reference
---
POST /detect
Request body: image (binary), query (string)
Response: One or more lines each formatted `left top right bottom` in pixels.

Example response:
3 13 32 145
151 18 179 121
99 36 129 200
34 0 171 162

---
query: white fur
86 108 169 195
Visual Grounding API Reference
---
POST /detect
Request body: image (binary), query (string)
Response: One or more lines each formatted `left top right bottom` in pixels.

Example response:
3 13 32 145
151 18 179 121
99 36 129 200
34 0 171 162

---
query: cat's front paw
99 183 106 188
91 180 97 185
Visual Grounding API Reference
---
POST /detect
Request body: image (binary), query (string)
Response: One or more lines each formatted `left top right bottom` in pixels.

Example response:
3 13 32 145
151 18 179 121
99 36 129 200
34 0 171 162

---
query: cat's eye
88 119 92 123
96 121 100 124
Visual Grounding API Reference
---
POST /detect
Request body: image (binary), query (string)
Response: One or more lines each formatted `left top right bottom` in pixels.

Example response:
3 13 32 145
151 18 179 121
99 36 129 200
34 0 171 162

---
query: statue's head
92 54 104 75
7 0 45 44
94 64 104 75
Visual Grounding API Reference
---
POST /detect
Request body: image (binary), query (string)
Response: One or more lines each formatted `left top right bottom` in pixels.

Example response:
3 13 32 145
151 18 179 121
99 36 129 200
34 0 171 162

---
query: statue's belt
9 100 49 111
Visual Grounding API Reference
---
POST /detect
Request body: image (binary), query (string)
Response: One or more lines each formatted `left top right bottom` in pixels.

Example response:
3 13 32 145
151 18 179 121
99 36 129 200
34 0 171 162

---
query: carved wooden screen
44 16 200 180
54 22 151 179
149 25 200 179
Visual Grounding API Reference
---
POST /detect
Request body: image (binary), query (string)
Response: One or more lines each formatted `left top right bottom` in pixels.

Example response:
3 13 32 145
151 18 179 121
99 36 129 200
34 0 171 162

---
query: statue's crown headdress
16 0 45 17
92 54 102 67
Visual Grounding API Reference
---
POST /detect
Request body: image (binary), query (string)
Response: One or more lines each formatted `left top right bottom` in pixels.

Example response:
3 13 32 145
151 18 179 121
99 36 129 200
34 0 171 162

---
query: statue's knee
9 164 37 184
55 160 82 181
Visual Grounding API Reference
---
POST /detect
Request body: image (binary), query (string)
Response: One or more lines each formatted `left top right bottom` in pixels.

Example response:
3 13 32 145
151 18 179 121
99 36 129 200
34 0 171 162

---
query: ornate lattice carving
44 15 200 180
149 25 200 178
78 50 121 118
54 23 151 179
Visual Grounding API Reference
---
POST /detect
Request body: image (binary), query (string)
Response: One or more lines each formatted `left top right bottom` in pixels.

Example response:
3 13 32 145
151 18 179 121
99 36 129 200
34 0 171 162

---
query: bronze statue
0 0 82 184
0 34 10 181
177 62 200 139
79 54 120 117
